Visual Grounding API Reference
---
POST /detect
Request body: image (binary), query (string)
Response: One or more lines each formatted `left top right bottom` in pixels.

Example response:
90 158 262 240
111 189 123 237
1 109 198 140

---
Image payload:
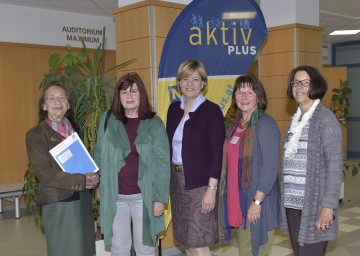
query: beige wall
113 1 184 102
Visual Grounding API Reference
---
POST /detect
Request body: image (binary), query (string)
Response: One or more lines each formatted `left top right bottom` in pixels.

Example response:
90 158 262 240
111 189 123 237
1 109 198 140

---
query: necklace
284 99 320 158
237 118 248 129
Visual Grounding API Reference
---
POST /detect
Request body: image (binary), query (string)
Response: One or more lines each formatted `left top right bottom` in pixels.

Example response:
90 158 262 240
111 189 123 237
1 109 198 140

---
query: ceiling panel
0 0 359 44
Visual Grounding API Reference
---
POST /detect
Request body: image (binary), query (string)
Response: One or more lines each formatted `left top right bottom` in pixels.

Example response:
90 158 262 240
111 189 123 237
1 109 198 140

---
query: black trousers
285 208 328 256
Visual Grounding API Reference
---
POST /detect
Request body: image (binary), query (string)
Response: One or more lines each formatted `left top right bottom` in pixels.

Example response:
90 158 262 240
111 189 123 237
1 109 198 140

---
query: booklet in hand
49 132 99 174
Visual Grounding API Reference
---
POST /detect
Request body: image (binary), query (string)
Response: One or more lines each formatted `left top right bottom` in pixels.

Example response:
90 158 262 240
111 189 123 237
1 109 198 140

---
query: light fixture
330 30 360 35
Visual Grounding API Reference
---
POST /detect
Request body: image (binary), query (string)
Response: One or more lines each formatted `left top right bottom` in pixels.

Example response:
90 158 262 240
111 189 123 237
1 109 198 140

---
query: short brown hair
287 65 328 100
232 74 268 111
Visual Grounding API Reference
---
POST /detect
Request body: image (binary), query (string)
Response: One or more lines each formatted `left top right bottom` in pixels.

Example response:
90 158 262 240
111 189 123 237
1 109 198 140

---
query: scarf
227 107 263 189
284 99 320 159
226 107 263 229
45 116 74 140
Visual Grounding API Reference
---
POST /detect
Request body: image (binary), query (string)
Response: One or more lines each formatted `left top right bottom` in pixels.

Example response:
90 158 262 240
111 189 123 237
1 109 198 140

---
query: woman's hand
316 207 334 232
247 202 261 224
201 188 216 214
85 172 99 189
247 191 264 224
153 202 164 217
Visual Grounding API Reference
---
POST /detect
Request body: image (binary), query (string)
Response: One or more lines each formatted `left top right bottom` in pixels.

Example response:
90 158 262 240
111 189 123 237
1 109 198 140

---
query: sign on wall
157 0 267 120
0 4 115 50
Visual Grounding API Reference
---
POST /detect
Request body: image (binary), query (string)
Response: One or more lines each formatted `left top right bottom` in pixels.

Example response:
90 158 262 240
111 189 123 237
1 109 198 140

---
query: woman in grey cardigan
221 74 281 256
281 65 343 256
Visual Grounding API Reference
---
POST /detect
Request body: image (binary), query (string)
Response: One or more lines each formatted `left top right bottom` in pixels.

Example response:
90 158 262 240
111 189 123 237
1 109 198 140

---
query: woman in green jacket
94 72 170 255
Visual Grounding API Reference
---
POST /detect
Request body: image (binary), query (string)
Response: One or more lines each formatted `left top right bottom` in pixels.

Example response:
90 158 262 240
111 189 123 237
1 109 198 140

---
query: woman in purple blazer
166 60 225 255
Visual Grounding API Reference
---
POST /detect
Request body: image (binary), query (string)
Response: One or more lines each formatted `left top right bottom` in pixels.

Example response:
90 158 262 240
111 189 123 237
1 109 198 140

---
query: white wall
0 3 115 50
260 0 318 28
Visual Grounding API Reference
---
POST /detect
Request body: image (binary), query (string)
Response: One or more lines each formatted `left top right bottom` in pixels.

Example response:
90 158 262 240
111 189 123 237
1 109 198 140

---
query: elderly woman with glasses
26 82 99 256
220 74 281 256
280 65 343 256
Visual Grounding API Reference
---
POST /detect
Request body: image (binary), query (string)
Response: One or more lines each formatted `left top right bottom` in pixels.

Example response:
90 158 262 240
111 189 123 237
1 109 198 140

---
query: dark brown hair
232 74 268 111
111 72 155 122
287 65 328 100
38 81 74 121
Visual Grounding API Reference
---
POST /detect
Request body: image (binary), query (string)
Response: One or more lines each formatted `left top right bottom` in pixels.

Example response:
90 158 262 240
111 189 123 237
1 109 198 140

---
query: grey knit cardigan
280 103 343 246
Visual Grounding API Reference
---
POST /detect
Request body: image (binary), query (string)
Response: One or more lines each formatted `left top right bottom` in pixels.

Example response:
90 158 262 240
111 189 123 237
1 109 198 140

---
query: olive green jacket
94 113 170 246
26 121 86 206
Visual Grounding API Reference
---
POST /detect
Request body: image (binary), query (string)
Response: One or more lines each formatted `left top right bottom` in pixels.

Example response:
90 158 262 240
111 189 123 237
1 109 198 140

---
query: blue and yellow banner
157 0 268 121
157 0 268 230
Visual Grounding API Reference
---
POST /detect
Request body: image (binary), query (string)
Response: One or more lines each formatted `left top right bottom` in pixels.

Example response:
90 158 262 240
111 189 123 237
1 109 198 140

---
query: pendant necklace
237 118 248 129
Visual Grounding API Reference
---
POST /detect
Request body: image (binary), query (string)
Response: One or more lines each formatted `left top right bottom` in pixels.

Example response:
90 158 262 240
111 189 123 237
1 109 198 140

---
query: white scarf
284 99 320 158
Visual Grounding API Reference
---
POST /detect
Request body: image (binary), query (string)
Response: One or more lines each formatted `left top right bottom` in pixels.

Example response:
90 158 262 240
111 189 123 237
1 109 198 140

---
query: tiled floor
168 158 360 256
1 159 360 256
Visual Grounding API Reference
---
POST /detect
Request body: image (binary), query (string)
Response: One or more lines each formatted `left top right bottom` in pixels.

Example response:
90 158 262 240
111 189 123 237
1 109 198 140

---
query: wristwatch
253 198 263 205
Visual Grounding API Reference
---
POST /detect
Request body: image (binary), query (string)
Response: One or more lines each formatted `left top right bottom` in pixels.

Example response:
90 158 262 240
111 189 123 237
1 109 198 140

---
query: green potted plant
329 79 358 201
330 79 351 127
329 79 358 178
23 38 135 234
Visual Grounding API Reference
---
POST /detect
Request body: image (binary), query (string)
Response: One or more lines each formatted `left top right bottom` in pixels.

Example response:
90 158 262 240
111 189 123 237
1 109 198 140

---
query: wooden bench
0 182 24 219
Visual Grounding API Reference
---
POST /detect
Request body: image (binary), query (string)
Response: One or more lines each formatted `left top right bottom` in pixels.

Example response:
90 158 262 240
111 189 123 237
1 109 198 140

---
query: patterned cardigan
280 103 343 246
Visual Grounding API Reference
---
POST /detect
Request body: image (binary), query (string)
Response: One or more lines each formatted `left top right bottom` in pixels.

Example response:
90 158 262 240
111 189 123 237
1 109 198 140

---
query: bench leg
14 196 20 219
0 198 2 213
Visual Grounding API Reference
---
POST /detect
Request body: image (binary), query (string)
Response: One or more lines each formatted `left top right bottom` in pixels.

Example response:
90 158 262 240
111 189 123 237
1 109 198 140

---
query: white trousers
111 193 155 256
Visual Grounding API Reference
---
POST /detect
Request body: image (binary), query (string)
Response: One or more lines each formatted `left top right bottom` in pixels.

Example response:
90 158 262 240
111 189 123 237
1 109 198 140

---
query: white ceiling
320 0 360 45
0 0 360 45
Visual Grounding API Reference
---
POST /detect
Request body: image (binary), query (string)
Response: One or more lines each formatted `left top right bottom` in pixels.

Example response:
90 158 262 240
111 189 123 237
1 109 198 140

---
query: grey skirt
42 190 95 256
170 170 219 248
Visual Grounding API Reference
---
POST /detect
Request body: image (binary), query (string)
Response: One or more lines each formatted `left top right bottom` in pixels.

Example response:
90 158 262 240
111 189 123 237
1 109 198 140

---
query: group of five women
26 60 342 256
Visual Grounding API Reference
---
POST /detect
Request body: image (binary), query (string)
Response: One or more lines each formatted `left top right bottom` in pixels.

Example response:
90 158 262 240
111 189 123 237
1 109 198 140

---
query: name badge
230 136 240 144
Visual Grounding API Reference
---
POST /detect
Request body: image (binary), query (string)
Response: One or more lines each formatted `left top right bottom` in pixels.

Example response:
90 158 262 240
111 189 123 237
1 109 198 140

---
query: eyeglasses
235 90 255 98
44 95 68 104
291 79 311 88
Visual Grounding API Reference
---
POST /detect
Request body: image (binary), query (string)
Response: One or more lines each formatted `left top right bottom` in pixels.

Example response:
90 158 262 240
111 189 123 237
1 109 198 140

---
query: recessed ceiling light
330 30 360 35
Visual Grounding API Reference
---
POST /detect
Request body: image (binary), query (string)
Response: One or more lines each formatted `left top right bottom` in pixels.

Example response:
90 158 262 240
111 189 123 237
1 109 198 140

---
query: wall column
113 0 184 110
259 0 323 140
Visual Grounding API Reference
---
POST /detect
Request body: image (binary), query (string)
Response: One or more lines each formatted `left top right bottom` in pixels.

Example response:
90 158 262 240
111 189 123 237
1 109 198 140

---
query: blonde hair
176 60 208 92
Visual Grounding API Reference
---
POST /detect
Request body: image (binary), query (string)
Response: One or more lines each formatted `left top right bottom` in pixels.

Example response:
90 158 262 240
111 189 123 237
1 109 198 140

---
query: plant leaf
48 53 62 71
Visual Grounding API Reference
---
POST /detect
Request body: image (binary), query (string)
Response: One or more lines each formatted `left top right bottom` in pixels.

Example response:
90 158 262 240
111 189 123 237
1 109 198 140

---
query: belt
171 164 184 172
